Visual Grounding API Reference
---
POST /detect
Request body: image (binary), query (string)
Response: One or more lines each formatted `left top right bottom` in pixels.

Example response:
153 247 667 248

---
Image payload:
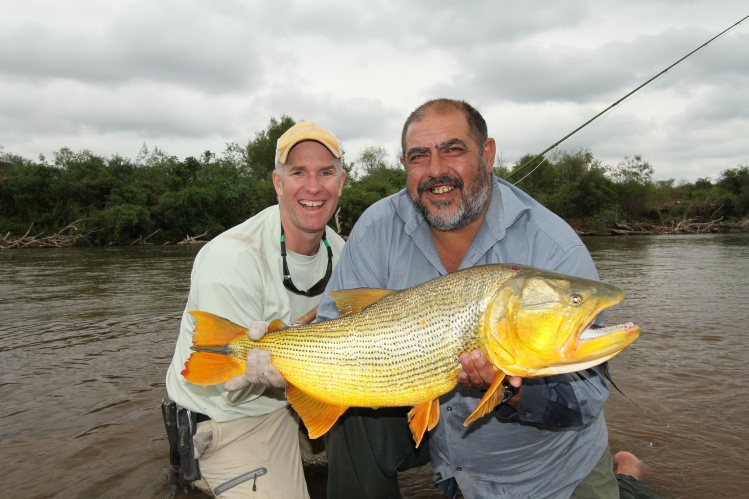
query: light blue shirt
317 176 611 498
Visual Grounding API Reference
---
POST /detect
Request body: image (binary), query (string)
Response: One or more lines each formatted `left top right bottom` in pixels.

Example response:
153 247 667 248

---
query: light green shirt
166 204 345 421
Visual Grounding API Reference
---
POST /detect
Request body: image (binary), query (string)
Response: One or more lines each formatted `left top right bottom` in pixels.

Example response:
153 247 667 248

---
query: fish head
482 267 639 377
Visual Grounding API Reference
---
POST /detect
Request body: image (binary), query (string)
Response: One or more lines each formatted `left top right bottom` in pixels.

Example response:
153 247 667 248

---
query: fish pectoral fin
463 371 506 426
407 399 440 448
189 310 248 346
181 352 245 386
326 288 394 316
268 319 289 332
286 385 347 439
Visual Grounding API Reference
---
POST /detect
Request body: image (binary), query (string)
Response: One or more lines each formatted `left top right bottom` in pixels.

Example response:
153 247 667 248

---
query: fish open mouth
564 321 640 368
579 322 637 340
527 319 639 376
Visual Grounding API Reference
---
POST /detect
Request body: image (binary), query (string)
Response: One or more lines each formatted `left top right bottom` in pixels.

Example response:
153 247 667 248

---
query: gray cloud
1 0 746 181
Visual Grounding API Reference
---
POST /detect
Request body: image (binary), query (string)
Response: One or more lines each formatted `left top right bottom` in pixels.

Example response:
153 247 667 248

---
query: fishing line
511 155 549 185
505 14 749 183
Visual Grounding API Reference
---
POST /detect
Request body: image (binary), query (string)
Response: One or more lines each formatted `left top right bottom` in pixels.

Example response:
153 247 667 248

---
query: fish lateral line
190 345 231 355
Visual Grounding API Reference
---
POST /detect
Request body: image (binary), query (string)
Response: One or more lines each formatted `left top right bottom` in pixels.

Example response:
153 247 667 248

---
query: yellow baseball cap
275 121 342 164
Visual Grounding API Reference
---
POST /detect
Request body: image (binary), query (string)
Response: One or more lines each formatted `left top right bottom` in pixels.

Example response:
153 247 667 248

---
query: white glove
224 321 288 391
247 320 270 341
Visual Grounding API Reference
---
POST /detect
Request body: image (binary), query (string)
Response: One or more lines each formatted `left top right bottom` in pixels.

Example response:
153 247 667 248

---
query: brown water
1 234 747 498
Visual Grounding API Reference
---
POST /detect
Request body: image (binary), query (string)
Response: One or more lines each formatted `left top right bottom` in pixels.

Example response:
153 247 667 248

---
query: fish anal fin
463 371 506 426
407 399 440 448
268 319 288 332
327 288 394 316
286 385 347 439
189 311 248 346
181 351 244 386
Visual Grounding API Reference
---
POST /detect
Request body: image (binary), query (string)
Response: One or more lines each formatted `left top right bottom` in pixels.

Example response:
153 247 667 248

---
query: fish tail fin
181 311 249 385
189 310 248 346
181 351 245 386
407 399 440 448
463 371 506 426
286 385 347 439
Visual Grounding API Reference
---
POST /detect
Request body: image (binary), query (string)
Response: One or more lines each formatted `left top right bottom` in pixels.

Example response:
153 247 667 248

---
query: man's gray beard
409 166 492 232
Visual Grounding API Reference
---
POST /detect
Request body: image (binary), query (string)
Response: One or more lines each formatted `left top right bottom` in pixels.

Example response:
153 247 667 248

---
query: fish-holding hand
223 321 289 391
458 350 522 391
458 350 524 420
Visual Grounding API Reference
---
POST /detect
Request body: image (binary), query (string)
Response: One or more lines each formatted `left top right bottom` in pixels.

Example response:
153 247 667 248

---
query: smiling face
400 108 496 231
273 140 345 248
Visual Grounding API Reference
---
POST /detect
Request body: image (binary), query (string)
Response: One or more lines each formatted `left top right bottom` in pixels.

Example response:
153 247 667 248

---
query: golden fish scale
231 265 519 407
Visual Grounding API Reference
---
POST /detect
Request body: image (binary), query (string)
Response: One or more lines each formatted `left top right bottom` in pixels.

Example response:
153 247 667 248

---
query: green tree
338 167 406 235
243 115 296 181
508 150 616 225
718 165 749 217
609 155 656 220
354 146 391 178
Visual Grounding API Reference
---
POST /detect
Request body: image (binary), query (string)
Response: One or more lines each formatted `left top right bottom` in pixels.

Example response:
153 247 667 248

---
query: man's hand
223 320 288 391
457 349 523 394
247 320 270 341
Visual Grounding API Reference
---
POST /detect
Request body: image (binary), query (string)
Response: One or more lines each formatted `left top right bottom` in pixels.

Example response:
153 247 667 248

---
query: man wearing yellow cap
165 121 346 498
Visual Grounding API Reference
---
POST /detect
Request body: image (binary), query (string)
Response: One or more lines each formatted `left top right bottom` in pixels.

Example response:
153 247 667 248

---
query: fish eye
570 293 583 306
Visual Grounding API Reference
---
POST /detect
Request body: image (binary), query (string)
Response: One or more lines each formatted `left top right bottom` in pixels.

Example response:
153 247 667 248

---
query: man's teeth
431 186 454 194
301 201 324 207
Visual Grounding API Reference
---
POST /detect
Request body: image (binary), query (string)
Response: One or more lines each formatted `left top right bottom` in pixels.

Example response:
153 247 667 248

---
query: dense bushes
1 117 747 245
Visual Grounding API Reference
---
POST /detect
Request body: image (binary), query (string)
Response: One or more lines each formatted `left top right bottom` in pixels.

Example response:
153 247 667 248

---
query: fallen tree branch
607 217 745 235
132 229 161 245
0 220 93 249
178 230 210 245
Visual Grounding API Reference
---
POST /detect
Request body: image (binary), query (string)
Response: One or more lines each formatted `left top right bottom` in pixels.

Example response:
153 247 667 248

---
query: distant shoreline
2 218 748 249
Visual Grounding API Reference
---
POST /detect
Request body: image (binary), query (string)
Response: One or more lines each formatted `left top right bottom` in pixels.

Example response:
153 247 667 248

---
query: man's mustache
417 175 464 195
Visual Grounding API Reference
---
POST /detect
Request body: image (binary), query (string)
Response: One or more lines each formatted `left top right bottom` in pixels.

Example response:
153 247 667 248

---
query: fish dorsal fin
407 399 440 448
463 371 507 426
327 288 394 316
268 319 288 332
189 310 247 346
181 351 244 386
286 385 348 439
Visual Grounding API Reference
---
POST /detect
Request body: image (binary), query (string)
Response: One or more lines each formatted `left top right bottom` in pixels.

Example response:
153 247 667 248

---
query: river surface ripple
1 234 747 498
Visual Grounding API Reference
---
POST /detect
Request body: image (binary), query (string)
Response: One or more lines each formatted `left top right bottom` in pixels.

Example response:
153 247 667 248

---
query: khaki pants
193 406 310 499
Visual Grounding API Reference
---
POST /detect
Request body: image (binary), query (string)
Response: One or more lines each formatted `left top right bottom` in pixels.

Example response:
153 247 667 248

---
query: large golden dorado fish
182 263 638 446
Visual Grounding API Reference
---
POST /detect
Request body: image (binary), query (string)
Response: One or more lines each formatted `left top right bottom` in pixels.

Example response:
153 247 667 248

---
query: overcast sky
2 0 747 182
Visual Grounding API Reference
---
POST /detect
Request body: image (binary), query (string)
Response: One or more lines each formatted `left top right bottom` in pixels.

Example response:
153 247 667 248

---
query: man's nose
426 154 449 178
305 174 322 193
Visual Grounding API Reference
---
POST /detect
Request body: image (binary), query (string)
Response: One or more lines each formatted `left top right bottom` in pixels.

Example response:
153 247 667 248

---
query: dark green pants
324 407 430 499
326 414 656 499
616 474 661 499
571 448 619 499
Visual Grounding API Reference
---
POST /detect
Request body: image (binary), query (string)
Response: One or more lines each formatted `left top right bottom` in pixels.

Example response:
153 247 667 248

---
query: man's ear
272 170 283 196
483 138 497 172
337 170 346 196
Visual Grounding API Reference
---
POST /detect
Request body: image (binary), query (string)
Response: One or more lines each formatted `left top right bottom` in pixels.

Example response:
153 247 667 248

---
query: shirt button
446 407 452 411
456 467 462 471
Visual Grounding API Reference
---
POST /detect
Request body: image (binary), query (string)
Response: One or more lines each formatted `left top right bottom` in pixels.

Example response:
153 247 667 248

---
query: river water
1 234 747 498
